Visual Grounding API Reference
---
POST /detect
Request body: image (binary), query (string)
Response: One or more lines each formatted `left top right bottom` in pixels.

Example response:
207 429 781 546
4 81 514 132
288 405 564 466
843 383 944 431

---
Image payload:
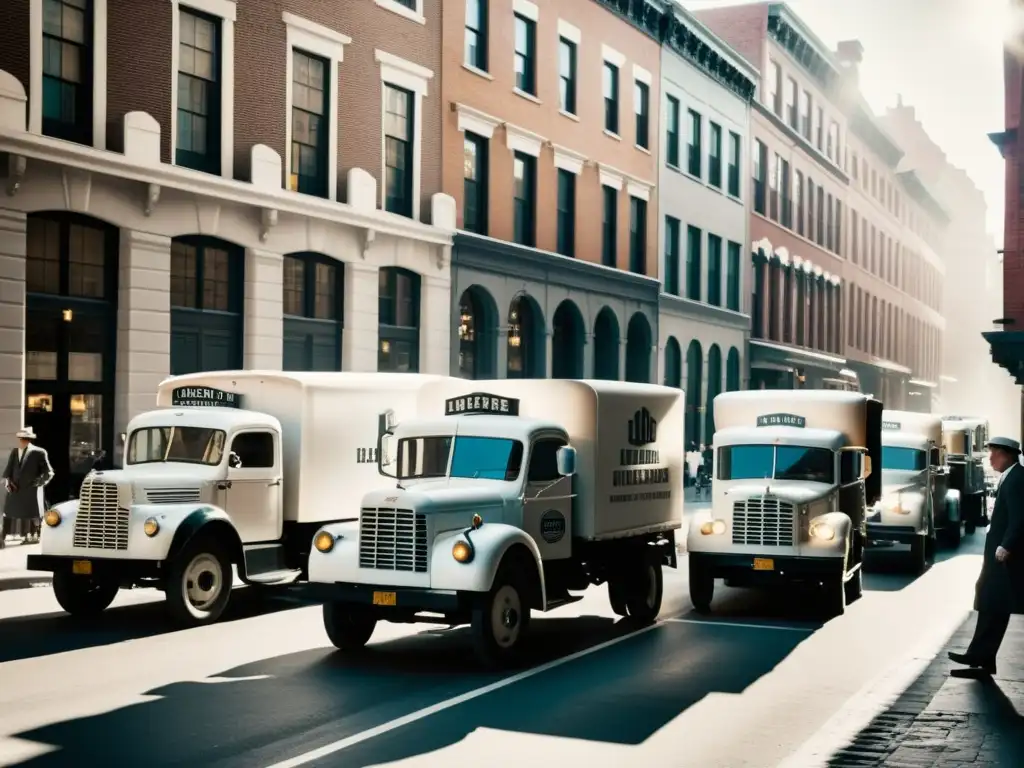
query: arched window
282 253 344 371
705 345 722 443
552 300 585 379
664 337 682 388
726 347 741 391
685 340 703 448
378 267 420 372
507 294 544 379
592 307 620 380
458 286 498 379
625 312 653 383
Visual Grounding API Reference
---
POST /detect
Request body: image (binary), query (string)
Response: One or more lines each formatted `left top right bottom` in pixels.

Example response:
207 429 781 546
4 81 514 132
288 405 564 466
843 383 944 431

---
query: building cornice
753 101 849 183
767 3 842 90
988 127 1017 158
849 104 904 169
897 170 951 226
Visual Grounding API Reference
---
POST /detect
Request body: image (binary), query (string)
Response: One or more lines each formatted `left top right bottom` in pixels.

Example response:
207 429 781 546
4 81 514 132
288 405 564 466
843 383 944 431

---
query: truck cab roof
396 414 567 442
128 407 282 434
715 425 846 451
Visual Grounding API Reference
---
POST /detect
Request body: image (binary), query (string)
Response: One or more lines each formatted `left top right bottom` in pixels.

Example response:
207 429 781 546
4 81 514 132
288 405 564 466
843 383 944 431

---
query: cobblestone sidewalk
827 615 1024 767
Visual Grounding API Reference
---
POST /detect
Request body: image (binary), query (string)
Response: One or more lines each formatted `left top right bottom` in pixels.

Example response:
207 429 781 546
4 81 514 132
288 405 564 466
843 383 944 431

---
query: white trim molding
374 0 426 25
552 144 586 175
626 180 651 202
283 12 350 201
513 0 539 21
375 50 434 217
557 19 581 44
505 123 544 158
602 44 626 68
28 0 108 148
599 164 623 191
169 0 236 178
633 63 652 86
455 103 500 139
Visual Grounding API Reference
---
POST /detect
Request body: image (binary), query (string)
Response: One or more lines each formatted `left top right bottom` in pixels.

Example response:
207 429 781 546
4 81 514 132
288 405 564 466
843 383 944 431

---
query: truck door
523 436 573 561
225 429 282 543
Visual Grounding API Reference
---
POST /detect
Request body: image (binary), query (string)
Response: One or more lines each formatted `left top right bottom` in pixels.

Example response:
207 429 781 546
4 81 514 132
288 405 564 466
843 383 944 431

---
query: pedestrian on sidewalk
1 427 54 548
948 435 1024 677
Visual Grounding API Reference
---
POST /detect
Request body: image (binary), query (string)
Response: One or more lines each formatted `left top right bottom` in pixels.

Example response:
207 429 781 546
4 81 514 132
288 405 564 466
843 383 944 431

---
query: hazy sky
683 0 1009 242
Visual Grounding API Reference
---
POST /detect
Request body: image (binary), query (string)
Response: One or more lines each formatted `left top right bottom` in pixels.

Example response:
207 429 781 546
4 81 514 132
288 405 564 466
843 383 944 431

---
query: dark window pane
283 255 305 316
384 85 414 217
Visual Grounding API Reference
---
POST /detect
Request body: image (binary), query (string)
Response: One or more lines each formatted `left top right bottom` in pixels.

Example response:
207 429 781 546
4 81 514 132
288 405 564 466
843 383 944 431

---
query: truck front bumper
690 551 844 585
305 581 467 614
26 554 162 581
866 524 918 545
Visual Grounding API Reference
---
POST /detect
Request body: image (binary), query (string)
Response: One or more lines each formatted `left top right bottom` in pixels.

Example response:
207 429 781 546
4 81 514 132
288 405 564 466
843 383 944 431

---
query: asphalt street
0 530 987 768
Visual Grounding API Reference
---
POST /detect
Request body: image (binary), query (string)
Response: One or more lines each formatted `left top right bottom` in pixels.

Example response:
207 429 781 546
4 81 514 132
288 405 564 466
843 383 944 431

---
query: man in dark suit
948 436 1024 677
2 426 54 547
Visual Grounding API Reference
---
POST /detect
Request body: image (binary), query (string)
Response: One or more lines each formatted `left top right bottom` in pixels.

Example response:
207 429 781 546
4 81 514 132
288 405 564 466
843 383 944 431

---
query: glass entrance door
24 393 105 503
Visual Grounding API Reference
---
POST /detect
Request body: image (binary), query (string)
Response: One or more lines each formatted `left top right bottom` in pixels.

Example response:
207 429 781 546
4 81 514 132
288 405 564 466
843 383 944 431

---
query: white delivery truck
306 379 684 666
940 416 990 535
688 390 882 617
27 371 448 626
867 410 962 570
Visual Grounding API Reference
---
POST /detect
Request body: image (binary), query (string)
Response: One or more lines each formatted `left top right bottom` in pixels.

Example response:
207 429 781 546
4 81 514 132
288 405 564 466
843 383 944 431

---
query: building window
708 122 722 188
603 62 619 134
629 196 646 274
282 253 343 371
559 38 577 114
289 51 328 197
799 89 811 139
384 84 414 217
514 14 536 95
170 240 240 312
707 234 722 306
826 193 834 251
815 106 824 150
42 0 92 143
768 152 780 220
785 77 798 128
556 169 576 257
686 225 701 302
666 95 680 167
827 121 839 163
465 0 487 71
794 170 804 236
726 241 741 311
513 151 536 247
602 185 617 268
463 132 488 235
634 80 649 149
835 199 843 255
687 109 702 177
727 131 740 196
768 59 781 114
779 156 791 228
665 216 680 295
752 138 766 215
378 267 420 372
816 187 825 246
176 9 221 173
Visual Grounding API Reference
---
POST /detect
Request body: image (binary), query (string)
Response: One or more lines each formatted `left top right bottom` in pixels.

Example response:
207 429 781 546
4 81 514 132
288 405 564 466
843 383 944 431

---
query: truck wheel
52 570 119 617
323 602 377 651
910 536 929 574
608 579 629 617
942 518 962 548
964 495 978 535
623 559 664 623
471 563 531 668
166 538 232 627
689 559 714 614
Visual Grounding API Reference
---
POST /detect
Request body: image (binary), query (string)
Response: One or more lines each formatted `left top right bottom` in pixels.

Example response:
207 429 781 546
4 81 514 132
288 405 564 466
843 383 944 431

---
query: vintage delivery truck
867 411 961 571
687 390 882 617
27 371 447 625
306 378 684 666
940 416 990 535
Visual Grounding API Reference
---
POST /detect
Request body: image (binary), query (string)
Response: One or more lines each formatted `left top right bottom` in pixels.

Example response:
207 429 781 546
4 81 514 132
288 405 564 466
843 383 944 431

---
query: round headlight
43 508 61 527
452 539 473 563
700 519 727 535
314 531 335 553
810 521 836 541
143 517 160 537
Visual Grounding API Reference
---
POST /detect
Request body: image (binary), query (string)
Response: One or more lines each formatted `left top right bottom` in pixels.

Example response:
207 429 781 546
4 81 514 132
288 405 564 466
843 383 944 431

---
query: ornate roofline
850 103 904 168
897 170 951 226
766 3 842 90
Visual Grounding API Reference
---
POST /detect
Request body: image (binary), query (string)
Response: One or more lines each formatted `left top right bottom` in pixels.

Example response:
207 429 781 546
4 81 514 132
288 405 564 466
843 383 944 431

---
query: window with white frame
375 0 425 25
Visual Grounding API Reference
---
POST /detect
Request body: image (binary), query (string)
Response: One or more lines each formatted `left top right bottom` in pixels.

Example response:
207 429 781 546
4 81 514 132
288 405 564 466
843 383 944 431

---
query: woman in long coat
2 427 54 545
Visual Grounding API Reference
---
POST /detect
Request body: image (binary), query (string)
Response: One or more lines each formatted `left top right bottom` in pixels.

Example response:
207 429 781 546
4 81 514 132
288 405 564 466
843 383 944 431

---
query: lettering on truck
445 394 519 415
611 407 671 503
170 386 242 408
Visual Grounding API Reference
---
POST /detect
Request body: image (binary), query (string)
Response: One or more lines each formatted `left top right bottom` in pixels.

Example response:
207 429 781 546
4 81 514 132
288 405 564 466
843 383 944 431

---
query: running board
544 594 584 611
245 568 303 585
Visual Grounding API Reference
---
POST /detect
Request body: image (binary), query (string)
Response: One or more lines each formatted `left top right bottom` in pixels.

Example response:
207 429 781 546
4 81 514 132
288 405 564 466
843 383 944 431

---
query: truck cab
687 390 882 618
867 411 960 570
941 416 990 534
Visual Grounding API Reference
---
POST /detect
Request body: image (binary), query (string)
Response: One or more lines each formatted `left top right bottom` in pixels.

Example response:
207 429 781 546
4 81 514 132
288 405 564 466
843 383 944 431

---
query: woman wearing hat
1 426 54 547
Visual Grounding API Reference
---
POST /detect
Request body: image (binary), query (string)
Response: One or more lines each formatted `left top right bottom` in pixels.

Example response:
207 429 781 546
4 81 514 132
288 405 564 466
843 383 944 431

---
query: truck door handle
268 479 281 487
217 481 232 490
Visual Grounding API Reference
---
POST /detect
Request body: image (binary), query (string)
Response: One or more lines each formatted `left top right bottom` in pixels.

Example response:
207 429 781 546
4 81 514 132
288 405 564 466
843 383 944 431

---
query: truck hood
96 464 224 484
362 483 508 516
725 482 833 506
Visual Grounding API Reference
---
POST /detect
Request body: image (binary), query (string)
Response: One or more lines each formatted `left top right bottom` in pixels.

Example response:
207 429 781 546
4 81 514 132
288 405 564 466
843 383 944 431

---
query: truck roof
942 416 987 430
128 407 281 433
715 425 846 450
158 370 448 396
883 410 941 445
398 415 565 441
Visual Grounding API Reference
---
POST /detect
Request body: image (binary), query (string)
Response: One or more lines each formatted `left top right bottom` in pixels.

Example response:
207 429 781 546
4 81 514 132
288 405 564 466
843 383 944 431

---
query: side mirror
377 431 396 478
556 445 577 477
228 452 243 469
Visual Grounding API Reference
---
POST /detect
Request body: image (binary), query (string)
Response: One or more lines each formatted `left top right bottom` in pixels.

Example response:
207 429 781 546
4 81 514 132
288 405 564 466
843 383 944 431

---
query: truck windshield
127 426 226 465
718 445 834 483
395 436 524 480
882 447 927 471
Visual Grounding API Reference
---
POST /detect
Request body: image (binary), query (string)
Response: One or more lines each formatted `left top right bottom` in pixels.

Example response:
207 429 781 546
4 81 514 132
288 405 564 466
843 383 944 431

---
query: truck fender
166 506 244 571
809 512 853 555
944 489 962 523
430 524 547 610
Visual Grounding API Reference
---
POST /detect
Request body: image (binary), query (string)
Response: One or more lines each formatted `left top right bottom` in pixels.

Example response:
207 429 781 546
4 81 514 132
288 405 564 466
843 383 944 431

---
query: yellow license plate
72 560 93 575
752 558 775 571
372 591 397 606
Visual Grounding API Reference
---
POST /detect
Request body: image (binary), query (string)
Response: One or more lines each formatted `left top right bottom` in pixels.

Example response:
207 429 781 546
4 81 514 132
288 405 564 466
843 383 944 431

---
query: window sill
374 0 426 25
513 88 541 105
603 129 621 141
463 63 493 81
559 109 579 122
635 144 650 155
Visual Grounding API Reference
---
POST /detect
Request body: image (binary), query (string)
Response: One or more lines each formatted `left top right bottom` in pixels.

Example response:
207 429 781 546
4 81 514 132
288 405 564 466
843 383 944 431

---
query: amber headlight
700 519 727 535
452 539 473 563
314 531 335 553
43 509 61 527
809 521 836 541
143 517 160 537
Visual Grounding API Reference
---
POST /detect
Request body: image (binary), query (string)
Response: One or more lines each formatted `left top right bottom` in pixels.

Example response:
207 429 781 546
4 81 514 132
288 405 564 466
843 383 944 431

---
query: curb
0 574 52 592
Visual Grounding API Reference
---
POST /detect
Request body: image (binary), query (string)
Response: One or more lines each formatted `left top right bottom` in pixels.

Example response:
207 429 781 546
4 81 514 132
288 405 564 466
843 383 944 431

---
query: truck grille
144 487 202 504
358 507 428 573
732 497 795 547
73 478 129 550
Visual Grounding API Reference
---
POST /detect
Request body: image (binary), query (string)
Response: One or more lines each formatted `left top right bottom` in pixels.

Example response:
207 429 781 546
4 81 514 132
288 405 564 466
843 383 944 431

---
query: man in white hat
948 435 1024 677
1 427 54 547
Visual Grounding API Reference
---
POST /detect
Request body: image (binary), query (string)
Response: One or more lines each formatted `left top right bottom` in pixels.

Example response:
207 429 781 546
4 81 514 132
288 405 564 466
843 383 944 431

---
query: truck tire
323 602 377 651
471 562 531 668
52 570 119 618
910 535 929 574
942 517 962 548
964 495 978 535
166 537 232 627
622 559 664 623
608 579 629 617
689 558 714 614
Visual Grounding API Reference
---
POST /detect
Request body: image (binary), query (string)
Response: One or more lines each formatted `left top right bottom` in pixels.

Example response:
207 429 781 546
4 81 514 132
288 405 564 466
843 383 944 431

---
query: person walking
1 426 54 547
947 436 1024 677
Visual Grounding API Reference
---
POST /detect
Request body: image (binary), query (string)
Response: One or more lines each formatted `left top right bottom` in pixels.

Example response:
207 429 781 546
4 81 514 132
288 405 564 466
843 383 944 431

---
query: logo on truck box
445 393 520 416
612 406 670 504
628 407 657 446
540 510 566 543
171 387 242 408
756 413 806 428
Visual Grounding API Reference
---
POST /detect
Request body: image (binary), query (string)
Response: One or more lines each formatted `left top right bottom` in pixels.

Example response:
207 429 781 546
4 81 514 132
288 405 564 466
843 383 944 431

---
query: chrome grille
732 497 795 547
144 487 201 504
358 507 428 573
73 478 129 550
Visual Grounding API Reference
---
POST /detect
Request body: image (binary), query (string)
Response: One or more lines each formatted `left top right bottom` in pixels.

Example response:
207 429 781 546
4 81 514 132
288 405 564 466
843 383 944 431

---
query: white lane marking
263 620 667 768
666 618 814 633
